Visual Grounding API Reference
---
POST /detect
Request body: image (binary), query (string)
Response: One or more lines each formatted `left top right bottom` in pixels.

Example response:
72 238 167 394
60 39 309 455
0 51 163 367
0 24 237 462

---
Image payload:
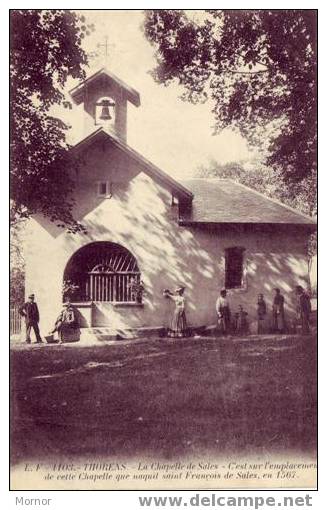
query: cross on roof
97 36 115 58
88 36 116 65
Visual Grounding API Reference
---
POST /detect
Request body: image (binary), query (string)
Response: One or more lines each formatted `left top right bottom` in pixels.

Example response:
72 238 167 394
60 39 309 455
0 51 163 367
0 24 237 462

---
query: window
171 195 178 206
225 247 245 289
97 181 112 198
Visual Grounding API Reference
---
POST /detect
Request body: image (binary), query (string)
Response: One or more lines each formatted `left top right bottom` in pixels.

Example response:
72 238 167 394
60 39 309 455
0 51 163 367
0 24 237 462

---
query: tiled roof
179 179 316 226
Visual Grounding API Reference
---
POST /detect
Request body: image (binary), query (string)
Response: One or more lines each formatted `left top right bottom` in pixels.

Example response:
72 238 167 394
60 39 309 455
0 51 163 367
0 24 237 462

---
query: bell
100 103 111 120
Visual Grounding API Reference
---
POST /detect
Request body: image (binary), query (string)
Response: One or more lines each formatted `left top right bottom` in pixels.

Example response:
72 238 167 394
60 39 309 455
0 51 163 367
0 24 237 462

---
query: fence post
10 306 21 337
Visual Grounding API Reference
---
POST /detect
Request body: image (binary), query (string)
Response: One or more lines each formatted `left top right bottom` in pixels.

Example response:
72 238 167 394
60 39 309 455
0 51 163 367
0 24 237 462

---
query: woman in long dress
257 293 267 334
272 288 285 333
163 287 188 338
216 288 231 334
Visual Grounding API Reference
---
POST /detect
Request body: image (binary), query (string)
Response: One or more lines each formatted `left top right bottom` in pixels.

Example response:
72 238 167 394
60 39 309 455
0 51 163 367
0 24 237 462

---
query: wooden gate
87 254 140 303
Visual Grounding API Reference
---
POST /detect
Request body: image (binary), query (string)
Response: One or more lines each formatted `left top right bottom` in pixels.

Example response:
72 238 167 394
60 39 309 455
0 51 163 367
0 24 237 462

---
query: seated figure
51 299 80 343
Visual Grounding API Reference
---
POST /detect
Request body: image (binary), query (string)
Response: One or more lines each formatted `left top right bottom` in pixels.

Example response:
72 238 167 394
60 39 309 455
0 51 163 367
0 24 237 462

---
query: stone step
80 326 165 342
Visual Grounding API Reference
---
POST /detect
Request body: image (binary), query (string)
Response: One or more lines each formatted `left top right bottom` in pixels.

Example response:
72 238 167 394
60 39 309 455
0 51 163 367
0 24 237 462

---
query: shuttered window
225 247 245 289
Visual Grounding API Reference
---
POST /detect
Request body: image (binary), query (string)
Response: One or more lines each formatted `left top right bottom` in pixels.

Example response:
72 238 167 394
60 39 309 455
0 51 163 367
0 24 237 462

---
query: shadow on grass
10 335 317 463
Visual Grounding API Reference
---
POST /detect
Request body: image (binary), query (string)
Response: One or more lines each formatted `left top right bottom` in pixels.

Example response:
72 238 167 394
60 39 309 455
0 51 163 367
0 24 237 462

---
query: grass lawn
10 335 317 464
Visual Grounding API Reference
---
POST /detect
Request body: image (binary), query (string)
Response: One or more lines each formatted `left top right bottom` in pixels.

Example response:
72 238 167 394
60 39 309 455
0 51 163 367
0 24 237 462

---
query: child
235 305 249 334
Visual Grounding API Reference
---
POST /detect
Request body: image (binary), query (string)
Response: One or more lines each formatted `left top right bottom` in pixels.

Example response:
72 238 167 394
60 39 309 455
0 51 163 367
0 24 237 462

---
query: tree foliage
10 10 93 231
144 10 317 185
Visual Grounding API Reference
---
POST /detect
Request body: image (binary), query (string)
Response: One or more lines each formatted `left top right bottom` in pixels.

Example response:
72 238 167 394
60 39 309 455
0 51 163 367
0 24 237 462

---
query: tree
10 10 93 231
144 10 317 186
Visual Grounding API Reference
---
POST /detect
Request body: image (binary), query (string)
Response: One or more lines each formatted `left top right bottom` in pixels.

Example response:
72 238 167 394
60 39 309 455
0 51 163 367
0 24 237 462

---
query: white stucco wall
24 141 310 334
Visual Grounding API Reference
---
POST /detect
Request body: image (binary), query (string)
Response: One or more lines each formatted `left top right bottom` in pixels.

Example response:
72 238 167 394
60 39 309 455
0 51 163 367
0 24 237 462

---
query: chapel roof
71 125 315 227
69 67 141 107
178 178 316 227
71 126 193 200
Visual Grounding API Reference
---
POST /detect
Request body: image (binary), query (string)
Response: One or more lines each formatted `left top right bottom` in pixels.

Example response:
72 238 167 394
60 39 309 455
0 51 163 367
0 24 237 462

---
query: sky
63 10 252 180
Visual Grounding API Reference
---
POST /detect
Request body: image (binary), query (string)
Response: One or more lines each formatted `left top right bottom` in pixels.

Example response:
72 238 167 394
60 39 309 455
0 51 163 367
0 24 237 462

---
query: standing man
19 294 43 344
295 285 311 334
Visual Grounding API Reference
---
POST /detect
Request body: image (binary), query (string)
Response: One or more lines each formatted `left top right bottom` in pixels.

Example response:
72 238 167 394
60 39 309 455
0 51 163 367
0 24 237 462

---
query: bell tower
69 68 140 142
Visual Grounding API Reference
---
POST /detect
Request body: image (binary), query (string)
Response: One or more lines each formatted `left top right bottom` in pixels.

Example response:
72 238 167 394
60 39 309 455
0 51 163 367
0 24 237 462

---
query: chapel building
24 68 316 337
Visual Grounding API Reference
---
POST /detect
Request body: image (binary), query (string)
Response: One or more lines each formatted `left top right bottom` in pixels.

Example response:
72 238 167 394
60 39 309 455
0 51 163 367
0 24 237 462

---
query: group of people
19 284 312 344
215 287 285 335
164 285 312 338
215 287 289 335
19 294 79 344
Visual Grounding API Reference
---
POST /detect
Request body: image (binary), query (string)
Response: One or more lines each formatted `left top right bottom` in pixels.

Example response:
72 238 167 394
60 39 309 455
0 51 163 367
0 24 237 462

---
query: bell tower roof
69 67 140 107
69 67 140 142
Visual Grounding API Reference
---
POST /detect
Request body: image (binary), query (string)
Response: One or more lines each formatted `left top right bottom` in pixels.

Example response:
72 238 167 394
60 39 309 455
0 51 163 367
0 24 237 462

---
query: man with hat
19 293 43 344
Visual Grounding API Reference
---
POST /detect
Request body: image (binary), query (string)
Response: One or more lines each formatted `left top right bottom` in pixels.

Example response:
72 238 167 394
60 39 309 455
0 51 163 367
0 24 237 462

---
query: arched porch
63 241 145 328
63 241 141 304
